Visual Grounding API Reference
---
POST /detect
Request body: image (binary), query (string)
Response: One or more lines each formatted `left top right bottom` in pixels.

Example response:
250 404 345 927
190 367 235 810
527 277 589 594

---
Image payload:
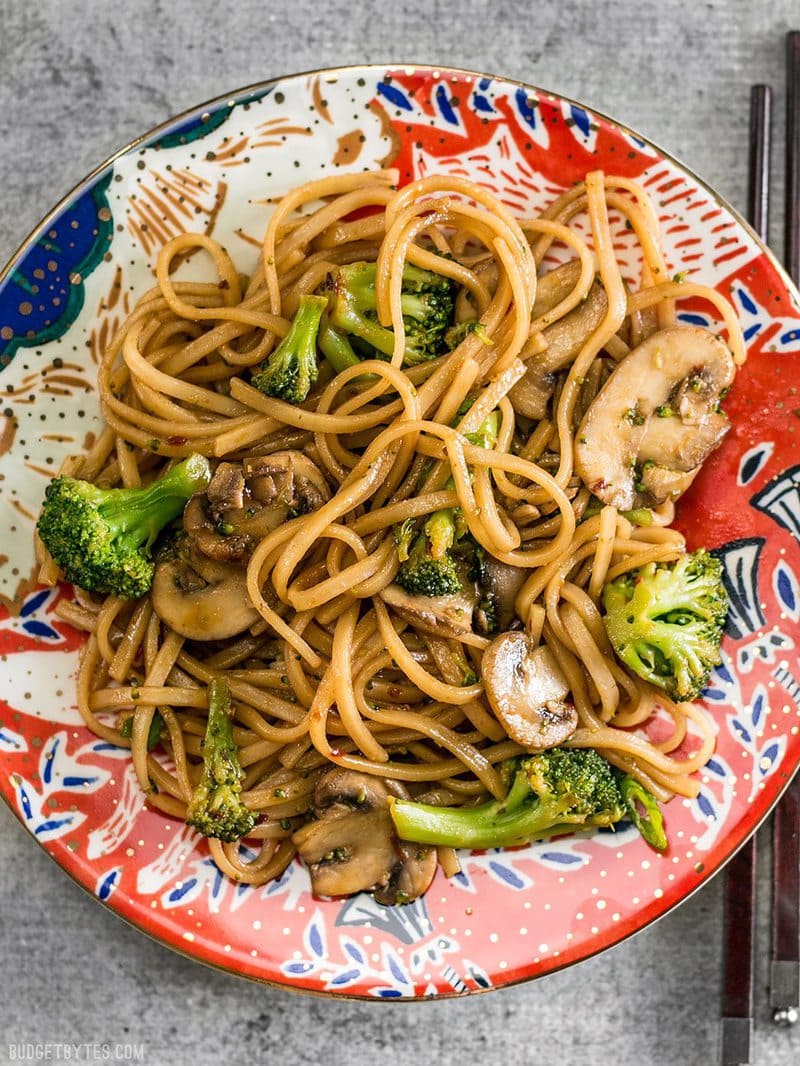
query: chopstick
771 777 800 1024
785 31 800 284
719 82 772 1066
769 32 800 1028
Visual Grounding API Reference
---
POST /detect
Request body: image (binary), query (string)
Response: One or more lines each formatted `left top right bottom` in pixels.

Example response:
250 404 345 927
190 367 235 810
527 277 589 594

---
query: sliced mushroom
482 633 578 750
637 408 729 472
474 556 527 634
373 841 438 906
574 327 735 510
151 540 260 640
510 278 609 420
637 464 698 502
183 450 330 564
532 259 583 318
293 769 436 902
380 581 478 640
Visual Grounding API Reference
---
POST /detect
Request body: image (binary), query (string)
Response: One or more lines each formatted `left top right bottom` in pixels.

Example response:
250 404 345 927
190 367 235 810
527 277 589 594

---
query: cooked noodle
40 168 742 888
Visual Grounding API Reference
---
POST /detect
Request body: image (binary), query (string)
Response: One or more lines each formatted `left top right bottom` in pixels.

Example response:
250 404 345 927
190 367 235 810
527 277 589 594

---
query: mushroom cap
476 556 527 634
482 633 578 750
293 768 436 902
510 277 608 421
574 326 735 510
151 543 260 641
380 581 478 640
183 451 330 565
293 808 400 897
532 259 583 318
373 841 438 906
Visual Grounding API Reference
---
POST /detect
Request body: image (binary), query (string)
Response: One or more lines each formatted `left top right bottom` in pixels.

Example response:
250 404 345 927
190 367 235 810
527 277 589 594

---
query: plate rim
1 61 798 999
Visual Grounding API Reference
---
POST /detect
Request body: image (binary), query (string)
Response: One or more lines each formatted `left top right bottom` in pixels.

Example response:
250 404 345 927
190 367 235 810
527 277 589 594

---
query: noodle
38 168 742 893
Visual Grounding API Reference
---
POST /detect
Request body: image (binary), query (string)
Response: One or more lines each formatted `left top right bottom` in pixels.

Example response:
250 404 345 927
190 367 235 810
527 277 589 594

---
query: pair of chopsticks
720 31 800 1065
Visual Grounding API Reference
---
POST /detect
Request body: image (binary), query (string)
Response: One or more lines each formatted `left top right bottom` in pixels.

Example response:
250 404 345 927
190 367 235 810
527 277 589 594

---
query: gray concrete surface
1 1 799 1063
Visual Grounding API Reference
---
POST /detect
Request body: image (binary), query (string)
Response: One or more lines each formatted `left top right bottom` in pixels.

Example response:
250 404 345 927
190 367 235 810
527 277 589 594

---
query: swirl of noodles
41 166 739 888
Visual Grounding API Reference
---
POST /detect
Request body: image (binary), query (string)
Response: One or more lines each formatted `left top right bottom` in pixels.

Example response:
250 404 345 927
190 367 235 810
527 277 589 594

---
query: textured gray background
1 1 799 1064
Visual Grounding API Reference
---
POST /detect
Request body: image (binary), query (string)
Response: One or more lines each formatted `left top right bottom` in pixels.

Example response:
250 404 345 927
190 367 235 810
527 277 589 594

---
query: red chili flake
167 435 188 445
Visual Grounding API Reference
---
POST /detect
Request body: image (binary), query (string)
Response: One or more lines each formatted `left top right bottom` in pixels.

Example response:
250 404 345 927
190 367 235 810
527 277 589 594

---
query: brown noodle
40 168 742 886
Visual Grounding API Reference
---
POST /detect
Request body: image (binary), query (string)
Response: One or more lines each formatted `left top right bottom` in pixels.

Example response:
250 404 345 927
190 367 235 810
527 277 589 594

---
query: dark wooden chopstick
719 82 772 1066
769 31 800 1028
785 32 800 284
771 776 800 1024
749 85 772 242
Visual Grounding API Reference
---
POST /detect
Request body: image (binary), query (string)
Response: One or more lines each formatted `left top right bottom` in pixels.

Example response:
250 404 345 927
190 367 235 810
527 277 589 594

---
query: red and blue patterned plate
1 65 799 998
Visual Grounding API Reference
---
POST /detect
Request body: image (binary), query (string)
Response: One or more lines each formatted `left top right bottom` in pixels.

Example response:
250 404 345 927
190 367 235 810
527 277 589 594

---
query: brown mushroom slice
207 461 246 512
482 633 578 750
243 451 330 514
293 808 399 897
510 279 609 420
184 451 331 564
380 581 478 640
151 545 260 640
638 409 730 472
638 464 698 504
293 769 436 902
475 556 527 634
532 259 583 318
373 841 438 906
574 327 735 510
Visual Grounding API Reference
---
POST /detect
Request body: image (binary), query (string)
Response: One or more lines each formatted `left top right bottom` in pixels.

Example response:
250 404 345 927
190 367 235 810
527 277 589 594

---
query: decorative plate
1 65 799 999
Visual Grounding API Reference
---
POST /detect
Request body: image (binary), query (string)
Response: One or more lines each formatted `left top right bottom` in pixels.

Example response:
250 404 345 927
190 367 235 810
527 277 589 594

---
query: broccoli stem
424 509 457 560
464 410 500 449
119 709 165 751
619 775 668 851
186 677 255 842
95 454 211 549
318 316 362 374
250 294 327 403
389 770 574 849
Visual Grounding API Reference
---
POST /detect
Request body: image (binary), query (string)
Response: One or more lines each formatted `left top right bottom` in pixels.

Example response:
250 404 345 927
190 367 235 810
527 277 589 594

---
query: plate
1 64 799 999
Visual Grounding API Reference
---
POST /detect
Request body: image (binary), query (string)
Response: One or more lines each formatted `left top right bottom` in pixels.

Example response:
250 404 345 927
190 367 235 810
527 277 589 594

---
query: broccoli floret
395 512 464 597
444 319 492 351
36 453 211 599
393 409 498 597
186 677 255 843
389 748 626 849
619 774 667 851
250 293 327 403
602 549 728 701
324 261 455 366
464 410 500 449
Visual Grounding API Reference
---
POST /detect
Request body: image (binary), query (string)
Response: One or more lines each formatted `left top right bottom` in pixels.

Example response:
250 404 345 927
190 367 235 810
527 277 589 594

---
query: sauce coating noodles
41 169 741 889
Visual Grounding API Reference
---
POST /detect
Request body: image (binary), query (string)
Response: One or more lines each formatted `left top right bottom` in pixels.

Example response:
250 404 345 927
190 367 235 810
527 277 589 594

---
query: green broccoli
119 709 165 751
395 509 464 597
323 261 455 367
463 409 500 449
602 549 728 701
389 748 627 849
393 409 498 597
317 312 362 375
250 293 327 403
619 774 668 851
444 319 492 351
36 453 211 599
186 677 255 843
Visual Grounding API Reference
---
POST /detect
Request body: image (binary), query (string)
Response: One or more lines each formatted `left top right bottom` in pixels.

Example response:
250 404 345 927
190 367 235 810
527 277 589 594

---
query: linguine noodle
39 168 743 889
